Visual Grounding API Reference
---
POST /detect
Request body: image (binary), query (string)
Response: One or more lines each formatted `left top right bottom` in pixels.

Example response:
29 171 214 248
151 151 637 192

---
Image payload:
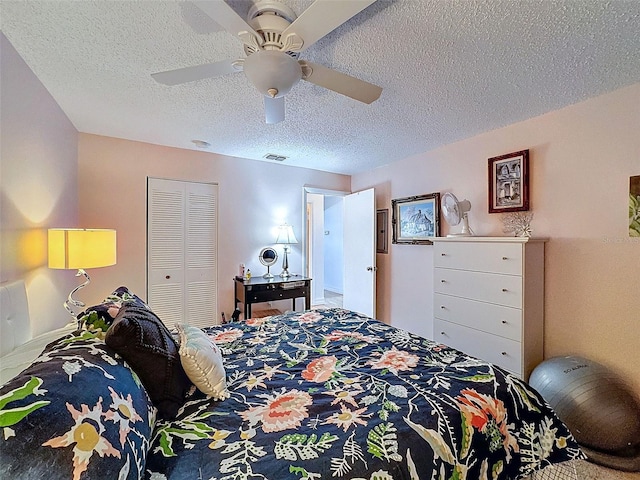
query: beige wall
77 134 350 320
0 33 79 335
353 83 640 397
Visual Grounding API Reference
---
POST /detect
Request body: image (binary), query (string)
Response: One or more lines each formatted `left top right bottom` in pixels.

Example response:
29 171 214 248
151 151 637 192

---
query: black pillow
105 305 191 419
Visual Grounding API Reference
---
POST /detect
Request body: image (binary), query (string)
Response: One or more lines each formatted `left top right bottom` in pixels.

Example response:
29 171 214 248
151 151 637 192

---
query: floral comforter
145 308 584 480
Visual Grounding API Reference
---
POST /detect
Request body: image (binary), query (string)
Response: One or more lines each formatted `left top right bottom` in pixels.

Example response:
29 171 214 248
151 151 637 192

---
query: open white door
343 188 376 317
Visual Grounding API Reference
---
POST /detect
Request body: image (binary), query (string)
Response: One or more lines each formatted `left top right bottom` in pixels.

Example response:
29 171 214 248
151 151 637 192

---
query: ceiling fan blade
264 96 285 124
281 0 377 52
301 61 382 104
192 0 262 48
151 60 239 86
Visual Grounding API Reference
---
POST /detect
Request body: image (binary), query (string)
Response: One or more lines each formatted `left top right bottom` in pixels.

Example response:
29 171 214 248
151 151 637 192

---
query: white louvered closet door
147 178 218 329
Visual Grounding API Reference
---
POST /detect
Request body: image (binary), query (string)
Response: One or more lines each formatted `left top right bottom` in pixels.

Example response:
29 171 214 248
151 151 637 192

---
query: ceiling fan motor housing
244 1 299 56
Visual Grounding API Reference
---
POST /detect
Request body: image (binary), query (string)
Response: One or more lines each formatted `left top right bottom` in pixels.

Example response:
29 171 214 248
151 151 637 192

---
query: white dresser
432 236 547 380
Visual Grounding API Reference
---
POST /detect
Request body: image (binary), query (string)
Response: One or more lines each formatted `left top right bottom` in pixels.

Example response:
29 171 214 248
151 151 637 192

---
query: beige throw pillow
176 324 230 400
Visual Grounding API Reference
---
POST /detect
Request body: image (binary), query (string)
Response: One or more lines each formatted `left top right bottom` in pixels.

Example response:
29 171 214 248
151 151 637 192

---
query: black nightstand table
233 276 312 319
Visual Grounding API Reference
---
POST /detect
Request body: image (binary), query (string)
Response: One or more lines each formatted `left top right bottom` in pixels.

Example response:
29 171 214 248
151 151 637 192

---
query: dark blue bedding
0 307 584 479
144 308 584 479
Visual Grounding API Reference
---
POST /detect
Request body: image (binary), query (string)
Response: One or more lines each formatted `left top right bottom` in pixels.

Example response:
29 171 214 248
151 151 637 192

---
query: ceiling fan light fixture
243 50 302 98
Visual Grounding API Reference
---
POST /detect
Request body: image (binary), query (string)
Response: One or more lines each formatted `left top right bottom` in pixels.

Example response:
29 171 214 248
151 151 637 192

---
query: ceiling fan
151 0 383 124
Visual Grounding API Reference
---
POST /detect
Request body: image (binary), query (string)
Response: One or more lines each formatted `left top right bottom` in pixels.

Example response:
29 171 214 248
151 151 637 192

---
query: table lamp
275 223 297 278
48 228 116 318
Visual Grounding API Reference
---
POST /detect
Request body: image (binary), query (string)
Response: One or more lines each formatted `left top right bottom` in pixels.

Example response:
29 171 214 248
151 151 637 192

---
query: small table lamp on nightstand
275 223 297 278
48 228 117 319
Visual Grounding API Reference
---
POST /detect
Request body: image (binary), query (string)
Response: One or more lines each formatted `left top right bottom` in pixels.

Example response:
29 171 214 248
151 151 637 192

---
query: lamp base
64 269 90 326
279 246 292 277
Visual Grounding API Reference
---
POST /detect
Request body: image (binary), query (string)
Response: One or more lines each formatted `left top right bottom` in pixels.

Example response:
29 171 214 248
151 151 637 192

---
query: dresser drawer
434 319 522 375
434 293 522 341
434 242 523 275
434 268 523 308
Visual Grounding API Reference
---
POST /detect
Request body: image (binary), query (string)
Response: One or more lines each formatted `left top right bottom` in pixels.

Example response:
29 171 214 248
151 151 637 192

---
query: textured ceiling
2 0 639 175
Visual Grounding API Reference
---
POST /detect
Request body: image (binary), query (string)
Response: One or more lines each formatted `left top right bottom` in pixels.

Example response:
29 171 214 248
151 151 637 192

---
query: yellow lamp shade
48 229 116 270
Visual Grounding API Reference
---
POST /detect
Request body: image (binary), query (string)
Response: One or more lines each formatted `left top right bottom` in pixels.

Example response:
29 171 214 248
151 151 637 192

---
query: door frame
301 187 349 297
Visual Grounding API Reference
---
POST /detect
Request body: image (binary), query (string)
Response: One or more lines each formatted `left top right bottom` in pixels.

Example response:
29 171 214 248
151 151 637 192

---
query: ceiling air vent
264 153 287 162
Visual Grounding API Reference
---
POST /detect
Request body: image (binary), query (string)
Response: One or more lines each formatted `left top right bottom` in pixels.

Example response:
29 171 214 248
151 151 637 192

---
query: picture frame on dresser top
488 149 529 213
391 192 440 245
431 236 548 380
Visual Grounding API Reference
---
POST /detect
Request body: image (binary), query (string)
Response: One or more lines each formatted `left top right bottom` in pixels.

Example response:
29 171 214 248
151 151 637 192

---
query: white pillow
175 324 229 400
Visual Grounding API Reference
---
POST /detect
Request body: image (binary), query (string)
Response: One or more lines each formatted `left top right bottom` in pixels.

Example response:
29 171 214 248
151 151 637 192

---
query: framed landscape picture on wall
488 149 530 213
391 192 440 244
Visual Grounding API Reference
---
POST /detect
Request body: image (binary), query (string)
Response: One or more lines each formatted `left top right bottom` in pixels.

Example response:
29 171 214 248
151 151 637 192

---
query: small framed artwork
376 209 389 253
630 175 640 237
488 149 530 213
391 192 440 245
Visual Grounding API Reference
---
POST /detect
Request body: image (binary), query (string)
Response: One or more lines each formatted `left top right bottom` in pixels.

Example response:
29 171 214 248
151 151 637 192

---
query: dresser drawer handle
502 256 508 260
441 253 447 256
501 288 508 292
440 306 446 309
501 320 507 324
440 331 446 335
441 279 446 283
501 351 507 356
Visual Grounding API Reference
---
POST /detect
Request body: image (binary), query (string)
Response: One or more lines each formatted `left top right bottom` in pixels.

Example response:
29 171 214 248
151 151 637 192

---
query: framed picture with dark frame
391 192 440 245
376 209 389 253
630 175 640 237
488 149 530 213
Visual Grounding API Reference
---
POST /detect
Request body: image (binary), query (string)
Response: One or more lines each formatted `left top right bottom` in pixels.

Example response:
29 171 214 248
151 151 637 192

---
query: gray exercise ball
529 355 640 472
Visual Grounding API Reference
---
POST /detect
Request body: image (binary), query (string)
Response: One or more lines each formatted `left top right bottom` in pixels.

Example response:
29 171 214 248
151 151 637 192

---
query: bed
0 285 585 479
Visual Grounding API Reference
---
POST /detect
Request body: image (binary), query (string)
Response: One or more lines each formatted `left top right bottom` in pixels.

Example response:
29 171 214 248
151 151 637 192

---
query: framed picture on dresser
391 192 440 244
488 149 530 213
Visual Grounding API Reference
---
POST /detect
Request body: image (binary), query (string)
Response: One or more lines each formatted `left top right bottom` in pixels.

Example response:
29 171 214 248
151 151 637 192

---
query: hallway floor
312 290 343 309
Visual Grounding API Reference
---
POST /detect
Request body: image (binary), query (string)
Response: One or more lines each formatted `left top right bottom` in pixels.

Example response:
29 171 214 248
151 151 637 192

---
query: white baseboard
324 287 343 295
